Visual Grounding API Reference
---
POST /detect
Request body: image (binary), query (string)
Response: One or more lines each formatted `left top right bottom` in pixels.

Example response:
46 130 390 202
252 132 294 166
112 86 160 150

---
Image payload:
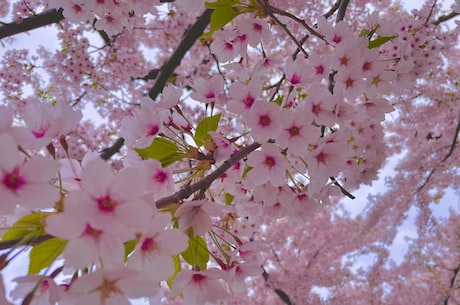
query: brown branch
330 176 355 199
261 266 294 305
0 8 64 40
336 0 350 22
99 138 125 160
155 142 261 209
444 263 460 305
441 113 460 162
414 113 460 195
0 234 53 250
148 9 212 101
324 0 342 19
433 11 460 25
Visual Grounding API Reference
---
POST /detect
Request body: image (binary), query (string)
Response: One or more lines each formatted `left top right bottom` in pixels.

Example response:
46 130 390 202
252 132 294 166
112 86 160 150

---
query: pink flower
245 143 289 187
276 106 318 155
46 213 128 268
58 1 93 23
244 100 282 142
67 267 158 305
0 134 59 213
228 79 262 114
305 89 337 127
175 200 224 235
16 101 82 150
238 17 271 47
285 58 311 87
128 212 188 280
190 75 225 104
49 159 153 238
120 102 168 148
144 159 175 199
10 275 63 305
173 269 229 305
95 11 126 36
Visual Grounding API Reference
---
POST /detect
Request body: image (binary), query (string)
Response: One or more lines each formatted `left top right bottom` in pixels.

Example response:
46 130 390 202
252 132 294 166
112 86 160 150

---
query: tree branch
99 138 125 161
414 113 460 195
433 11 460 26
336 0 351 22
0 234 53 251
155 142 261 209
0 8 64 40
148 9 212 101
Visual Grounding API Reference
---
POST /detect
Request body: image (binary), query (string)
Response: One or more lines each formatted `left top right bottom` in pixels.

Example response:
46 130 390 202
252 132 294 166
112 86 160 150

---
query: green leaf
203 1 240 39
134 137 182 167
124 239 138 261
194 113 221 147
181 235 209 270
224 193 235 206
167 254 181 288
2 212 51 242
368 35 398 49
29 238 67 274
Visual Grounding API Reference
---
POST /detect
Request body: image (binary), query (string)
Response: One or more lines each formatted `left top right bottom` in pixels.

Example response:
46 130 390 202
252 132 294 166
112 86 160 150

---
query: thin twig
414 113 460 195
256 0 309 57
324 0 342 19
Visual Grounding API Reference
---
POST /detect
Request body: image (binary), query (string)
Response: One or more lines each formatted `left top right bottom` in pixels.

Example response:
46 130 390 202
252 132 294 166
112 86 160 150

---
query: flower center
258 114 271 127
97 195 118 213
2 167 26 192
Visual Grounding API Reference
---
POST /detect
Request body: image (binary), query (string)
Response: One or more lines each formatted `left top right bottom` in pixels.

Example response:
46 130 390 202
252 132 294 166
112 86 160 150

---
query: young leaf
134 137 182 167
2 212 51 242
28 238 67 274
181 235 209 271
124 239 138 262
194 113 221 147
368 35 398 49
224 193 235 206
166 254 181 289
203 1 240 39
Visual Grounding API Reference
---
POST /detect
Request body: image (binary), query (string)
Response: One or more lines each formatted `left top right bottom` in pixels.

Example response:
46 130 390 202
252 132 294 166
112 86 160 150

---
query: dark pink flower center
192 273 206 284
265 156 276 169
147 124 160 136
153 171 168 183
141 237 157 252
32 125 50 138
243 94 255 109
290 73 301 84
258 114 271 127
288 125 301 137
205 91 216 99
2 167 26 192
224 42 233 52
39 280 50 293
315 65 324 75
84 223 103 239
315 151 328 165
97 195 118 213
253 23 262 33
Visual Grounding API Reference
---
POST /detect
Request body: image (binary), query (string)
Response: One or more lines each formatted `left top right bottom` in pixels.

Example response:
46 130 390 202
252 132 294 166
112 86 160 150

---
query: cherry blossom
173 268 229 305
0 134 59 213
175 199 225 235
245 143 290 187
